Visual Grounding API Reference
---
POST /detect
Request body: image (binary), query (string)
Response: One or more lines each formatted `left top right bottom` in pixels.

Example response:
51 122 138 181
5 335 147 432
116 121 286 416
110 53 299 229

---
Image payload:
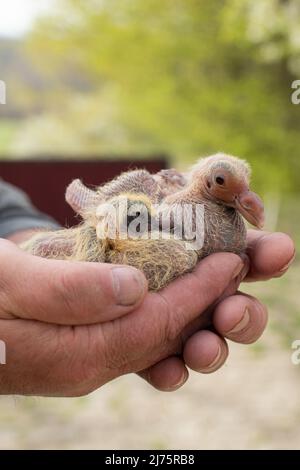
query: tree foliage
11 0 300 192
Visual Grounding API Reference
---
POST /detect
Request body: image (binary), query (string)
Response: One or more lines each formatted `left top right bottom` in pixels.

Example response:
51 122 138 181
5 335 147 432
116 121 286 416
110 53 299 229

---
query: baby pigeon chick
65 166 188 214
153 168 188 197
22 171 162 260
98 192 197 291
66 169 164 216
159 153 264 258
21 154 264 291
21 188 197 291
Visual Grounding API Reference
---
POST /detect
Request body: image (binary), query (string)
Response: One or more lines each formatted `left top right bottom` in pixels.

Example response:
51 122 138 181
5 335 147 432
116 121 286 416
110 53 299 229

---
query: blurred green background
0 0 300 450
1 0 300 190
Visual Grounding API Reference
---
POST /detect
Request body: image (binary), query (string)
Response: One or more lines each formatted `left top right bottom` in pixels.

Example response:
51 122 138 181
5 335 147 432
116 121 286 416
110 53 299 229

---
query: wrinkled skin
0 230 295 396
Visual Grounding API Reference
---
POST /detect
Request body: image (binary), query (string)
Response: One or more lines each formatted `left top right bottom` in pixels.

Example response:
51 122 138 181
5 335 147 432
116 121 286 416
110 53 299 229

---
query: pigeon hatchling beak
235 190 265 229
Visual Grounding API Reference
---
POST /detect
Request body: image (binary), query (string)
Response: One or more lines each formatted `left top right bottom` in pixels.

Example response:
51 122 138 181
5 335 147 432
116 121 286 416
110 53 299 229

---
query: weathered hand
0 231 294 395
140 231 295 391
0 239 243 396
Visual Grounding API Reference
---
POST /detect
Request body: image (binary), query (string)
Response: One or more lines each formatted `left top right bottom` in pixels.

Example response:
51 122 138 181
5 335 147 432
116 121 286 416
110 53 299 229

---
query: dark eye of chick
215 176 225 186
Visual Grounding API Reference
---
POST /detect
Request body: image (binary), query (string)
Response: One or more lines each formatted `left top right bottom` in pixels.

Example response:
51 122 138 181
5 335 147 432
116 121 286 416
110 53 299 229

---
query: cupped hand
0 239 243 396
0 231 294 396
141 230 295 391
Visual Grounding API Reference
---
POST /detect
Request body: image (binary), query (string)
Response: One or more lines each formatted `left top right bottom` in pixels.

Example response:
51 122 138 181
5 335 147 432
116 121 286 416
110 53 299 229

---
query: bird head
96 192 155 240
122 192 155 229
191 153 265 229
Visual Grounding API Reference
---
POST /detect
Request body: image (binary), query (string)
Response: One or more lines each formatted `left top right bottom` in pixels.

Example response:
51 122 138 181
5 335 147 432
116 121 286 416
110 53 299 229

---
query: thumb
101 252 244 371
0 239 148 325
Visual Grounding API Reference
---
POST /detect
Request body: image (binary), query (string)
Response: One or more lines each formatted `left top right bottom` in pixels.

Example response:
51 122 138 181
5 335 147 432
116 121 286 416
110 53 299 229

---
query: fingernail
167 369 189 391
206 345 222 369
278 252 296 274
228 307 250 334
231 260 244 280
112 267 147 306
240 258 250 280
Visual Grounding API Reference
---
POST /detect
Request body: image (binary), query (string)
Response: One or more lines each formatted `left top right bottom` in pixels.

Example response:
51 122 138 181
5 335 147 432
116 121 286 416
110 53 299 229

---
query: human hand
140 230 295 391
0 230 294 396
0 239 244 396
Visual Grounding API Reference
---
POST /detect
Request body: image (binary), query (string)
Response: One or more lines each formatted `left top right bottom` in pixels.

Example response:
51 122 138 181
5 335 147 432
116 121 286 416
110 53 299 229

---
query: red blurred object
0 158 167 226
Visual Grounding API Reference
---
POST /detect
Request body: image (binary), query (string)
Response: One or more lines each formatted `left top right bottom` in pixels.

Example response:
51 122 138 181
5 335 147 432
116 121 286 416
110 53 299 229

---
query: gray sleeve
0 180 60 238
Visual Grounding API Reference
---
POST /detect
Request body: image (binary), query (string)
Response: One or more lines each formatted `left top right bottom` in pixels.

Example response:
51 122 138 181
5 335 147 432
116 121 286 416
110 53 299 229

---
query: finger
174 254 251 338
101 253 243 367
246 230 295 281
138 357 189 391
202 253 250 319
7 229 39 244
183 330 228 373
0 239 148 325
156 252 244 335
213 292 268 344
